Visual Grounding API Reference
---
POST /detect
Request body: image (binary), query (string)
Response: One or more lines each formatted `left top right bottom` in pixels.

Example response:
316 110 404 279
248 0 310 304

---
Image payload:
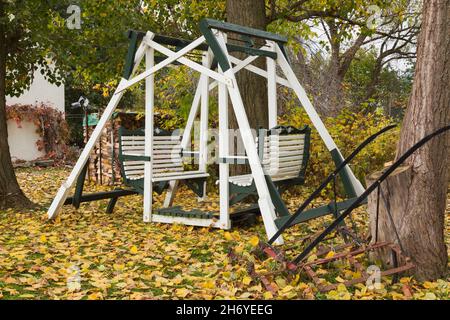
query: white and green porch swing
47 19 365 245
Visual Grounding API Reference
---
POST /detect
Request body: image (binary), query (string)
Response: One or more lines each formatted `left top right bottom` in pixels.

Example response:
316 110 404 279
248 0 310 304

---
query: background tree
0 0 224 209
226 0 269 130
268 0 419 115
368 0 449 280
0 0 58 209
0 0 159 209
344 50 413 116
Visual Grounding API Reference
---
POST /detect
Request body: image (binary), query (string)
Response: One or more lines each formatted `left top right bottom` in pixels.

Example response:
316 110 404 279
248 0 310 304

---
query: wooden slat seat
228 125 311 205
118 128 209 196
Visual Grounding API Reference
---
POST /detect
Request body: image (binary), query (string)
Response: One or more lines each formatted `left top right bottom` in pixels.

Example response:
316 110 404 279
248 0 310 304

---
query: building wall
6 120 45 162
6 68 65 161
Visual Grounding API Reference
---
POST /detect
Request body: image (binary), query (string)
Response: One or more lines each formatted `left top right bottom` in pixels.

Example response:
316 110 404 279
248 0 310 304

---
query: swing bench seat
228 125 311 205
118 127 209 197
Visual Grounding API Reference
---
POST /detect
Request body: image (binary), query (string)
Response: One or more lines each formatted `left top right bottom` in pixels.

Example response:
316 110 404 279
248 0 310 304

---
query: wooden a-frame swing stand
47 19 365 245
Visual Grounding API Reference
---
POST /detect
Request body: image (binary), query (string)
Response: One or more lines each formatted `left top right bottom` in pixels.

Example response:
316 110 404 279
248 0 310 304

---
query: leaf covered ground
0 167 448 300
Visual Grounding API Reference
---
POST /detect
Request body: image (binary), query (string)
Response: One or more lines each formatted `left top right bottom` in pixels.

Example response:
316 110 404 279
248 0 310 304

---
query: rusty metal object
300 242 414 292
230 241 414 294
259 242 298 271
229 231 414 294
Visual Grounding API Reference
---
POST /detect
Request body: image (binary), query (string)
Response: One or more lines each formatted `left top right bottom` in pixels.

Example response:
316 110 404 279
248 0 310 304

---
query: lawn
0 167 448 300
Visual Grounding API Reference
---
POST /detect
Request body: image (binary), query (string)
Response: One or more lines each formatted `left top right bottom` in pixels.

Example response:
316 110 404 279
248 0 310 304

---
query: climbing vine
6 104 70 161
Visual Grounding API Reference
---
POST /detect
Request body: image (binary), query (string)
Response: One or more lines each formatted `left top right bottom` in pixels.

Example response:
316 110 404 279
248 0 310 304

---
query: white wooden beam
117 36 209 93
180 82 202 150
275 44 365 196
208 53 260 91
216 34 283 244
163 180 179 208
199 52 211 173
131 33 152 75
47 79 128 219
228 56 291 88
143 45 155 222
143 37 230 87
152 215 221 228
217 33 231 230
198 51 211 201
266 41 277 129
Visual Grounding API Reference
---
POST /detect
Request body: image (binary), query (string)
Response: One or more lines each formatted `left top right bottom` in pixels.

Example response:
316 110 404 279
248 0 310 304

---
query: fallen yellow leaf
423 292 437 300
423 281 437 289
324 251 335 259
130 245 138 254
249 236 259 247
263 292 273 299
224 232 234 241
88 292 103 300
201 280 215 289
113 263 125 271
175 288 190 298
242 276 252 285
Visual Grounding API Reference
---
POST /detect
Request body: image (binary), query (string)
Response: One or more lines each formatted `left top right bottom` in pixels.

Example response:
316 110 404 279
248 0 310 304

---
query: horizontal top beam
200 18 288 44
199 18 288 72
125 30 278 58
123 20 285 77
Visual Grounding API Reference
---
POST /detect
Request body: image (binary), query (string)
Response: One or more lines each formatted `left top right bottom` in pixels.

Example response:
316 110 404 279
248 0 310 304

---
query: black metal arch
293 124 450 264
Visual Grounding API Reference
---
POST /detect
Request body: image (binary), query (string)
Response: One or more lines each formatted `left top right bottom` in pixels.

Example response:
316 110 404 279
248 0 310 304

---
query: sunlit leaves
279 106 399 197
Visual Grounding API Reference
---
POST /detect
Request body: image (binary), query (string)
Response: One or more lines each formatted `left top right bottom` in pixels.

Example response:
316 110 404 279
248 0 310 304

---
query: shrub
280 104 399 197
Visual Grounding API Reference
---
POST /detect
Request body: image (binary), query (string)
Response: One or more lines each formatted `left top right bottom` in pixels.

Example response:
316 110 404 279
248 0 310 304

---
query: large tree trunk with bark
367 0 450 280
226 0 268 129
226 0 268 175
0 1 34 209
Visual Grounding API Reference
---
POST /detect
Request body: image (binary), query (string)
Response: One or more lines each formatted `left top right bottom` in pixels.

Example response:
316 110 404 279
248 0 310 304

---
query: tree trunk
362 57 383 104
323 20 345 116
323 59 344 116
0 1 34 209
367 0 450 280
226 0 268 175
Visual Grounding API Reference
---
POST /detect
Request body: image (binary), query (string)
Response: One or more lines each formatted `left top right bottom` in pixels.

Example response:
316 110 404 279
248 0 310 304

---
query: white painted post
217 33 231 229
198 51 211 201
267 41 277 129
215 34 283 244
163 180 179 208
226 74 283 244
143 46 155 222
274 44 365 196
180 81 202 150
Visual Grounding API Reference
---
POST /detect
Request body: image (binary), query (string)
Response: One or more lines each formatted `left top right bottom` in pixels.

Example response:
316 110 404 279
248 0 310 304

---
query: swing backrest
258 125 311 184
118 128 184 182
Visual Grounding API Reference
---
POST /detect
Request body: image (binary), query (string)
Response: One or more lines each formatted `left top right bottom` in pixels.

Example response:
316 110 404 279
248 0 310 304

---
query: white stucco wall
7 119 45 162
6 68 65 161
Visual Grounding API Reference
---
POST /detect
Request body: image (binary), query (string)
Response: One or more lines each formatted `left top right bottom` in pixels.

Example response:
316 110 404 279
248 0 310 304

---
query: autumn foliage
0 168 448 300
6 104 70 161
